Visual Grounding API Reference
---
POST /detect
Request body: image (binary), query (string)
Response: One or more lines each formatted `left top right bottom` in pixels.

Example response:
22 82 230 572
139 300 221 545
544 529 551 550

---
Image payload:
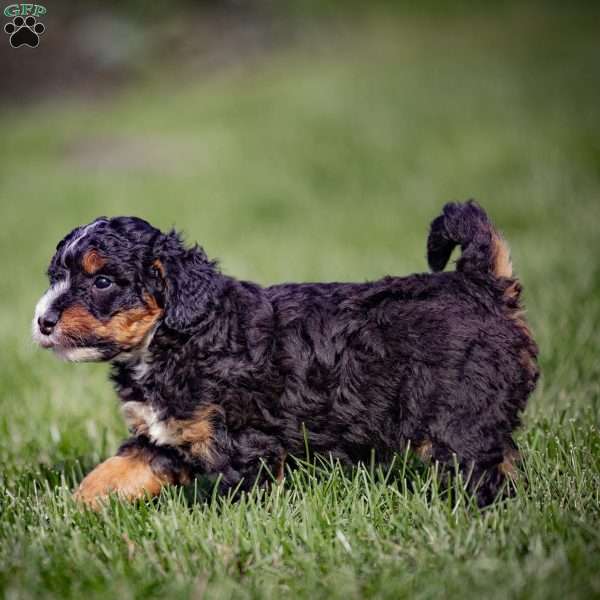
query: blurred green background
1 2 599 598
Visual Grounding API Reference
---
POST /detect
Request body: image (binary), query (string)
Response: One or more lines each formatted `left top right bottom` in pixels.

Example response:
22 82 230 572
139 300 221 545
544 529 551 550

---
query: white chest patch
122 401 175 447
122 401 217 463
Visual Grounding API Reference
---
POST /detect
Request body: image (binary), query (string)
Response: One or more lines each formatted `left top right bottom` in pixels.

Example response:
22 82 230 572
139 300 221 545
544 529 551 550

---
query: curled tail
427 200 512 279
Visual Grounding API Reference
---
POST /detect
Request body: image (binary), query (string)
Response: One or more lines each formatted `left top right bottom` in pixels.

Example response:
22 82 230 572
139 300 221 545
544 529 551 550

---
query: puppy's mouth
32 327 116 362
36 336 55 349
31 323 59 349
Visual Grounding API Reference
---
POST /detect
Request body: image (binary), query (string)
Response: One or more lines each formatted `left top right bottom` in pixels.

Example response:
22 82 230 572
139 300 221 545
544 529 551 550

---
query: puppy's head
32 216 218 362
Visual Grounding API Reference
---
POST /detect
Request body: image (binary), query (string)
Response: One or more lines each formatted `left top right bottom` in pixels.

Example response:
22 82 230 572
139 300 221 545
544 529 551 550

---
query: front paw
74 454 165 510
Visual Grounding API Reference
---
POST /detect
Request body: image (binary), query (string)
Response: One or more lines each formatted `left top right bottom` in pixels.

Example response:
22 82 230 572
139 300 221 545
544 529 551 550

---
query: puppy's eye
93 276 112 290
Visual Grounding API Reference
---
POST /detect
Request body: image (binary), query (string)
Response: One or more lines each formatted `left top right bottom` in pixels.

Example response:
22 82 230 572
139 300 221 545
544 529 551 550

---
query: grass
1 6 600 599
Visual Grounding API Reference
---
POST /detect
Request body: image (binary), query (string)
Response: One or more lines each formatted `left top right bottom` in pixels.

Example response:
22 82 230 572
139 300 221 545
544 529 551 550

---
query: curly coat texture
34 202 539 507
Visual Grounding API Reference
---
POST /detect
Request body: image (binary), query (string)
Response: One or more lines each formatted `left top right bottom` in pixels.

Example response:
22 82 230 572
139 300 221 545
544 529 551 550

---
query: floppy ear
152 231 221 333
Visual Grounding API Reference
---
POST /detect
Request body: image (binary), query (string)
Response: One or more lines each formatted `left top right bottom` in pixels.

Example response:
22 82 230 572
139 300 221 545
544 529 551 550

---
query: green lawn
1 7 600 599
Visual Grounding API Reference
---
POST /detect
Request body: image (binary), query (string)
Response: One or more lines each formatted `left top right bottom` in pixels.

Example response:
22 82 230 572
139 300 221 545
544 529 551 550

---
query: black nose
38 312 59 336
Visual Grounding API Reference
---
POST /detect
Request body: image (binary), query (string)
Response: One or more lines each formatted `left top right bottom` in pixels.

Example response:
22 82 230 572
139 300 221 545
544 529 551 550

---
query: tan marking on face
81 250 106 275
59 295 163 349
59 304 102 338
490 230 513 279
105 295 163 347
73 452 168 510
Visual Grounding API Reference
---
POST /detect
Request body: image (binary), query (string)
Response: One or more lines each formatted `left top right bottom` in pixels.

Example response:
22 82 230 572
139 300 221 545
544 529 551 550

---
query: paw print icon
4 16 45 48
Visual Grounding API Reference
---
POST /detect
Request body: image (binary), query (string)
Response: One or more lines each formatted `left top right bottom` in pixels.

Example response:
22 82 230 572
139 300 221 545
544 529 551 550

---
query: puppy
32 202 538 508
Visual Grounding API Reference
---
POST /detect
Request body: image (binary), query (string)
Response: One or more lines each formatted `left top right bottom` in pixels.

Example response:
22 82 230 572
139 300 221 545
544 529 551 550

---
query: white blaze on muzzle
31 274 70 345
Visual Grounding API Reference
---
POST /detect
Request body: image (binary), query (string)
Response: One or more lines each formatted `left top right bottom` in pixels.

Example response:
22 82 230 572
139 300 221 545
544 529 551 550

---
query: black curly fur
35 201 539 507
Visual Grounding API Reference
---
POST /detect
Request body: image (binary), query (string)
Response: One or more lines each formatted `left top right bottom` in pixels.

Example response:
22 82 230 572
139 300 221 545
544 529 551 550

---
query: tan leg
74 449 171 510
